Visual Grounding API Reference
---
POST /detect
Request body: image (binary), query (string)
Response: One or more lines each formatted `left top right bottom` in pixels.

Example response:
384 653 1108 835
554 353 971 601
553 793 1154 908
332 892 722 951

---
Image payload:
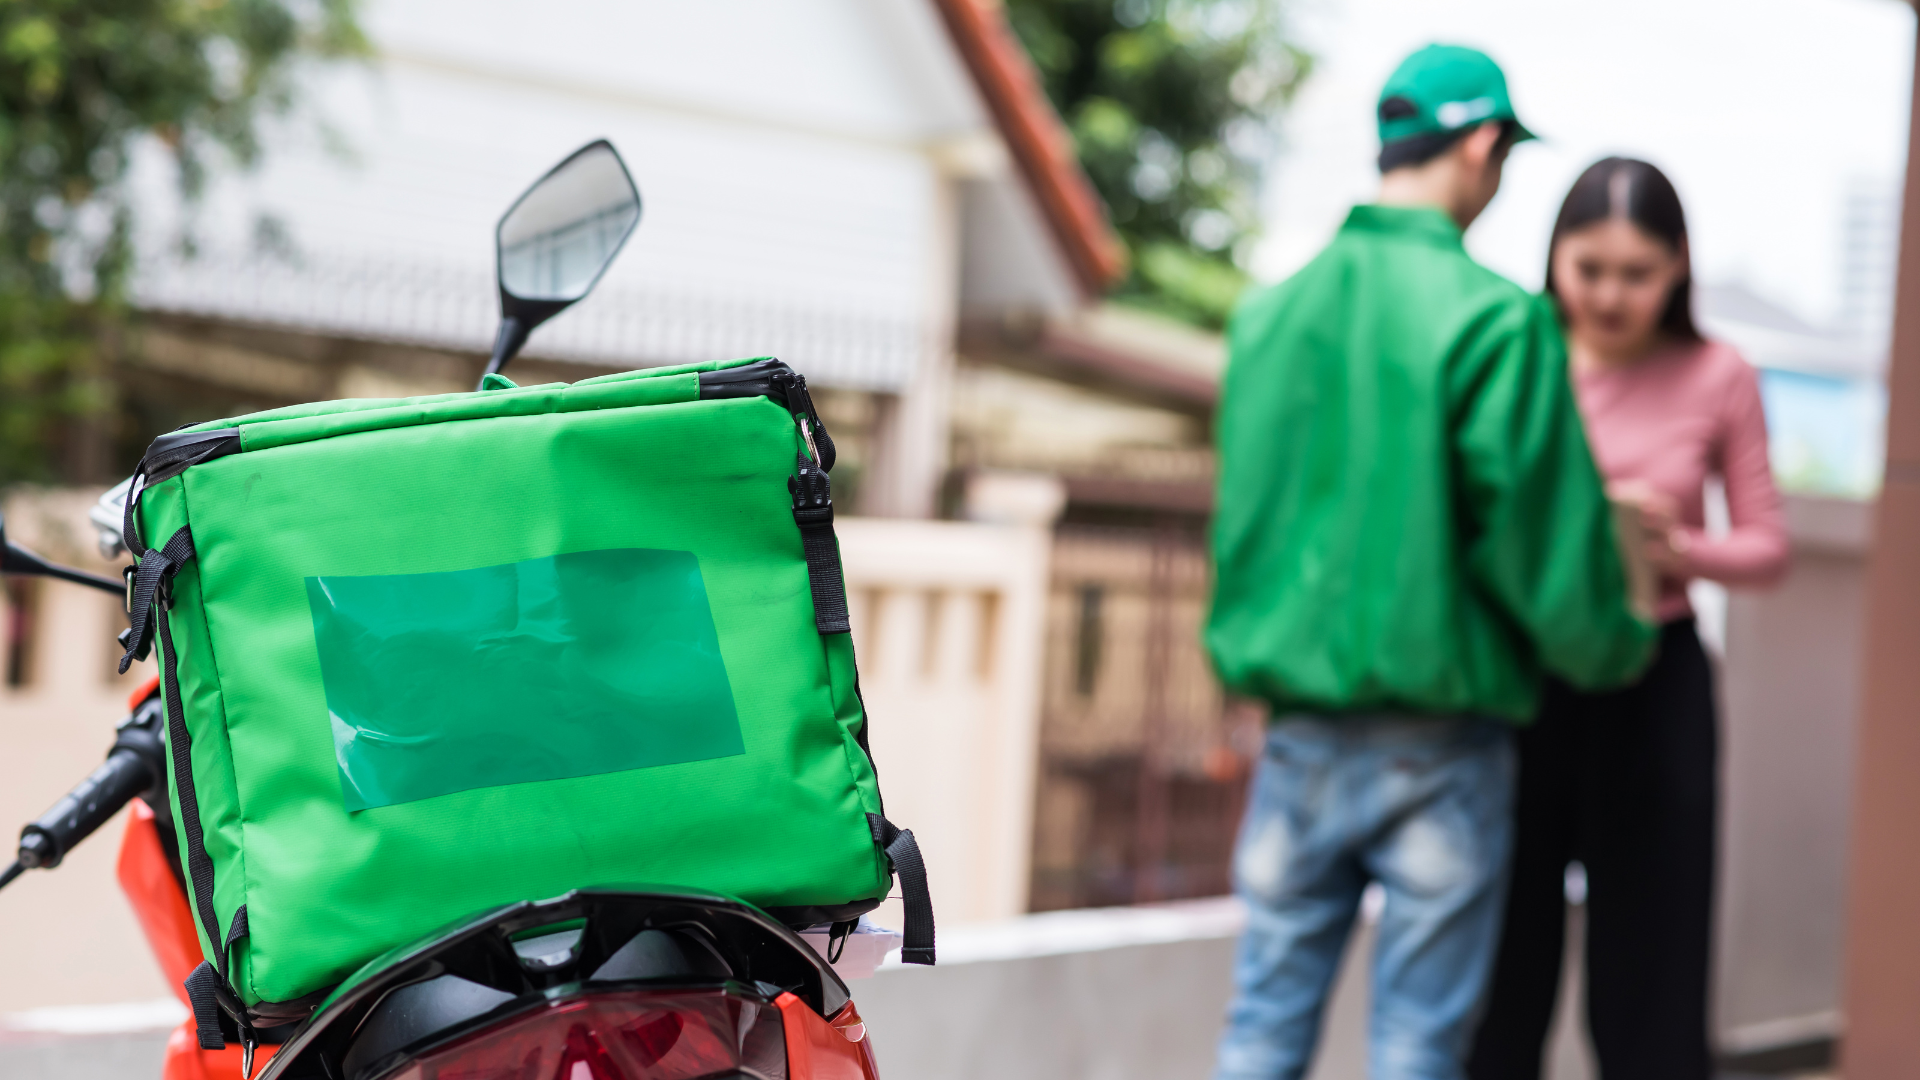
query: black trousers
1466 619 1717 1080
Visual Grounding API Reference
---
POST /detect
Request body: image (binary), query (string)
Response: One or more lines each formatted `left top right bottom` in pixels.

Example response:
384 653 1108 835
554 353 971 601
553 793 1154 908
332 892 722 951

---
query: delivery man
1207 45 1654 1080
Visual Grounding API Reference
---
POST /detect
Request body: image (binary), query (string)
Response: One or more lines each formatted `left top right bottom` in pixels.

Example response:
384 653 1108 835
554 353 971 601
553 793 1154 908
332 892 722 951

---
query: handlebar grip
16 746 157 870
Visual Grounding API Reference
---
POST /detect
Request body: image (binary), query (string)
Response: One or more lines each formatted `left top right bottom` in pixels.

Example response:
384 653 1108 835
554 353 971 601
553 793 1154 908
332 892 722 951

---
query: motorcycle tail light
380 988 787 1080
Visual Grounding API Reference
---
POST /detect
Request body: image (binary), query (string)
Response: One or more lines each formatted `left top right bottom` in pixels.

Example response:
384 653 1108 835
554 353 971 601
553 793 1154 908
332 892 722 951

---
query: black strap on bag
121 428 242 560
182 911 254 1055
148 537 248 1053
224 905 251 970
790 452 851 635
118 527 195 672
143 524 225 1053
151 537 218 965
118 427 238 668
184 962 227 1050
704 362 849 634
116 430 251 1057
867 813 935 965
222 906 261 1076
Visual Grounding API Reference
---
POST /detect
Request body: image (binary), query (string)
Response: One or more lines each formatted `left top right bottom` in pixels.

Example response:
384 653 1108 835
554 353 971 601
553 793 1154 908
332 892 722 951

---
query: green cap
1377 44 1535 147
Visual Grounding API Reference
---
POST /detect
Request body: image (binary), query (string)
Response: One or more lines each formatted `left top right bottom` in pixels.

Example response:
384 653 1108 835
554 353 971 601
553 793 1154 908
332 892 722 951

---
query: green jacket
1207 204 1654 722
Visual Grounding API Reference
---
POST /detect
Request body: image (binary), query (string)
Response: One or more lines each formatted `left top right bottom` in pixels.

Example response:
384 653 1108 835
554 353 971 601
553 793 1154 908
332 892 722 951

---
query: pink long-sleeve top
1571 337 1791 622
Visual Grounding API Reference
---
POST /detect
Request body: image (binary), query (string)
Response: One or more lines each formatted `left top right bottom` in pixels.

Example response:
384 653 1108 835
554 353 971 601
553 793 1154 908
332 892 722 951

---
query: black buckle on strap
118 527 195 673
789 453 849 634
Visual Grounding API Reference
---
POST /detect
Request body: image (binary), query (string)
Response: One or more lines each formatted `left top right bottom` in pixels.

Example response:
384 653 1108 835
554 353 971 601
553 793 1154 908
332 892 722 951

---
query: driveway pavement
0 1031 168 1080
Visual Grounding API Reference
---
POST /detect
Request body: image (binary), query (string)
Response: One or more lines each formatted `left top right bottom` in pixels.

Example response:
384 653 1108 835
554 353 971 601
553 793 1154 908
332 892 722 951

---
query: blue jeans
1214 716 1516 1080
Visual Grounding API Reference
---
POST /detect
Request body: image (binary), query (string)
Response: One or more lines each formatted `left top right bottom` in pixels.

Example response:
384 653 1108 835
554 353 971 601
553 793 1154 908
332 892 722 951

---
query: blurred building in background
1839 176 1902 346
951 304 1248 911
117 0 1120 522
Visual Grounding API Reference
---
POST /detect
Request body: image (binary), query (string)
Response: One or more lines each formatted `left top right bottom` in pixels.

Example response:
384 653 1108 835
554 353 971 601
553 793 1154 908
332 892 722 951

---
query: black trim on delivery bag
868 814 935 965
122 428 241 559
698 359 850 636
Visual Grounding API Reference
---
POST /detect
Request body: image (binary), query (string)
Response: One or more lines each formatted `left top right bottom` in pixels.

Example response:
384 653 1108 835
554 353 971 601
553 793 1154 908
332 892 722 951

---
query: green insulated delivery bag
115 356 933 1025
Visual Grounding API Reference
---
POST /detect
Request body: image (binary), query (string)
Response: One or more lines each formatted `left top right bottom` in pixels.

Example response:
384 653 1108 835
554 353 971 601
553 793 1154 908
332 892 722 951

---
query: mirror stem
37 561 126 595
483 316 530 385
2 514 123 595
2 545 124 595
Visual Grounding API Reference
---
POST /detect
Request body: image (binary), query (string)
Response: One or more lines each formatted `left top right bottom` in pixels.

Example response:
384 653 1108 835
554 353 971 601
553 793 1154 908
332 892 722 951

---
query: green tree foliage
0 0 366 485
1004 0 1308 328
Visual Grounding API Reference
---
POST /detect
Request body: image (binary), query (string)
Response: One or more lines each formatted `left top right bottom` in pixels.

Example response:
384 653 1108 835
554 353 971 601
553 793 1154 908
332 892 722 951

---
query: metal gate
1028 522 1261 911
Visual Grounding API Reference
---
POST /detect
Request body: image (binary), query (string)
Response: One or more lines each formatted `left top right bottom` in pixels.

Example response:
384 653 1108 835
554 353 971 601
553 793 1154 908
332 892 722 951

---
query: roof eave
929 0 1129 299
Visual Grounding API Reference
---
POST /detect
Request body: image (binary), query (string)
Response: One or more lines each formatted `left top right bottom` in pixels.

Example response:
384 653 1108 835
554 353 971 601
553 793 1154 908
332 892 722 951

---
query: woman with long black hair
1467 158 1791 1079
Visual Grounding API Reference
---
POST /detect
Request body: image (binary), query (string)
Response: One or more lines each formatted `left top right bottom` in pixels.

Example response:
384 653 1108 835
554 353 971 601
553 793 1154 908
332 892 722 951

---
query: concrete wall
1715 494 1870 1052
858 901 1241 1080
853 897 1595 1080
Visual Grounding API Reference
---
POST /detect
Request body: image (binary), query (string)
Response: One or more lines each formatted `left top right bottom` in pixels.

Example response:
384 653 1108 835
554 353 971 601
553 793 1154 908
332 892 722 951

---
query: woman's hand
1609 480 1690 574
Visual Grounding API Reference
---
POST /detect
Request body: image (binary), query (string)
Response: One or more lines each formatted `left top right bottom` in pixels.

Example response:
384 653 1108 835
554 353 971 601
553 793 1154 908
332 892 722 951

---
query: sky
1252 0 1917 331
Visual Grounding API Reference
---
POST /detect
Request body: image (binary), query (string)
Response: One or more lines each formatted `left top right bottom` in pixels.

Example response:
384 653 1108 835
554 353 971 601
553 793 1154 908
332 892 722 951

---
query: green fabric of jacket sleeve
1448 295 1655 690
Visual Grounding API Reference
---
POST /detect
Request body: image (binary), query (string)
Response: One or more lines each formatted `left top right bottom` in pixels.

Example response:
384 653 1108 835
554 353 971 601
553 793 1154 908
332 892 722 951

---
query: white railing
837 517 1052 928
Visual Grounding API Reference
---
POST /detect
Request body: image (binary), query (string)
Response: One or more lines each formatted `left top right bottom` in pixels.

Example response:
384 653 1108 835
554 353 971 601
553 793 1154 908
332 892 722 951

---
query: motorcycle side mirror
0 510 128 596
482 139 642 386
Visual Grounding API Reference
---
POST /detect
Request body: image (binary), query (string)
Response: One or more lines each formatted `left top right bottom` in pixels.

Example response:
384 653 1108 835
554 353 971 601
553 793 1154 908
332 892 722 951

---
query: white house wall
126 0 1071 392
367 0 984 144
956 176 1082 317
